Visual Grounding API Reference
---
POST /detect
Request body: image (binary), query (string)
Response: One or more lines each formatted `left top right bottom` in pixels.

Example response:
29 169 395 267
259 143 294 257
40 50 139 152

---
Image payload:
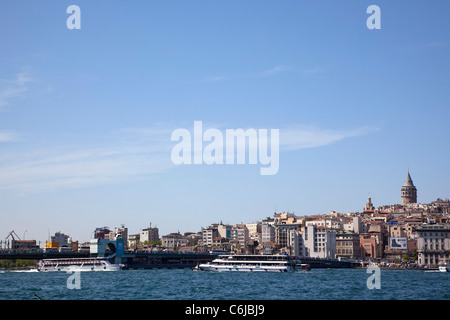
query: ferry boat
197 254 301 272
438 262 450 273
37 257 122 272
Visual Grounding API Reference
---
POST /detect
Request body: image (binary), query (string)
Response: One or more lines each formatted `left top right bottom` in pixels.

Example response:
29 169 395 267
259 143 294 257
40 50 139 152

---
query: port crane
4 230 21 249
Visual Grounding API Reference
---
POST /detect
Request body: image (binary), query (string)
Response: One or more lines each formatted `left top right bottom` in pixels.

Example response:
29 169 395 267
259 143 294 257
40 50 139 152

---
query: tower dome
364 196 375 213
401 169 417 205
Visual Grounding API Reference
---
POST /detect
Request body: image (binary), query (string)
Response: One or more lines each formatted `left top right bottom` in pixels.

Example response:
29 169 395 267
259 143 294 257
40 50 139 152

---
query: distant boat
298 263 311 271
438 262 450 273
37 257 122 272
197 254 301 272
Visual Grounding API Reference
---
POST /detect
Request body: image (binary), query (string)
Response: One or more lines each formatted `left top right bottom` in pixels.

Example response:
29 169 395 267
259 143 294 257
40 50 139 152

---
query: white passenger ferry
37 257 122 272
198 254 301 272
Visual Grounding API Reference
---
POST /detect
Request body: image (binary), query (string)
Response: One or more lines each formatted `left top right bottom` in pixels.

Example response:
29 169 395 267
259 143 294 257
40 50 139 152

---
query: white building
140 225 159 243
416 224 450 266
217 222 232 239
261 224 275 243
290 226 336 259
161 232 187 249
343 216 365 234
202 226 219 247
245 222 261 235
306 218 342 230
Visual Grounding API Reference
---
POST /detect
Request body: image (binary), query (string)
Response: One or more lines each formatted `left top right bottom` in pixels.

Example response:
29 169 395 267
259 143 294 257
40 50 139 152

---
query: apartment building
202 226 219 247
261 224 275 243
290 225 336 259
140 225 160 243
416 224 450 266
335 230 361 259
161 232 187 249
275 223 301 249
388 223 414 239
230 224 249 249
360 232 383 259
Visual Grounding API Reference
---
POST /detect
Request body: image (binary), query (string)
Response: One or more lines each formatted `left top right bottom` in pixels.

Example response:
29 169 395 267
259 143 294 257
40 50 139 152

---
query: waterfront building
360 232 384 259
401 169 417 206
336 230 361 259
416 224 450 266
384 237 417 261
11 240 39 251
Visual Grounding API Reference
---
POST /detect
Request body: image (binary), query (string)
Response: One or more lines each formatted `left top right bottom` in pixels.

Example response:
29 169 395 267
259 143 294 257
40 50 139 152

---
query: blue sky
1 1 449 244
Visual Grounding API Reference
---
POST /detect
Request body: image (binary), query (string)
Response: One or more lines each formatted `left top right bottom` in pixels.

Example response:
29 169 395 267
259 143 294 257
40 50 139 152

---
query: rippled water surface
1 268 449 300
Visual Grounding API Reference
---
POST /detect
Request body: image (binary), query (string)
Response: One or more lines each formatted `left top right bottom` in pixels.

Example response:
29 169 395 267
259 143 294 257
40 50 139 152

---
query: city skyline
2 169 447 245
1 1 449 243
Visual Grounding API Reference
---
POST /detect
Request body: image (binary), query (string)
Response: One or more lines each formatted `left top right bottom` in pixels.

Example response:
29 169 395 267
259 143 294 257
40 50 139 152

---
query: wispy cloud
0 123 377 193
0 131 20 143
0 69 34 109
260 65 291 77
280 125 378 151
0 127 174 193
202 64 323 83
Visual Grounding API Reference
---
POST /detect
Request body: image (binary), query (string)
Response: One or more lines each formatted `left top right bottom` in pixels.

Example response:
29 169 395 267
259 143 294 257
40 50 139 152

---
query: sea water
0 268 449 300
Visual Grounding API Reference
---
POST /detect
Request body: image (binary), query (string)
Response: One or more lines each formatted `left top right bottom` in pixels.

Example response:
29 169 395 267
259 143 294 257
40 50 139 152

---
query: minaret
401 169 417 205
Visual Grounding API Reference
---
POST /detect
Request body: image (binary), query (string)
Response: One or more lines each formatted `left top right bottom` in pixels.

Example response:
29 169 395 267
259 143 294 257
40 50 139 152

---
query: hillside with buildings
3 170 450 268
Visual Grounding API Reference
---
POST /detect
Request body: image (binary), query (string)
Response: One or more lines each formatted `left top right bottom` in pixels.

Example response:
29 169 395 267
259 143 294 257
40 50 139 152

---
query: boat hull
37 258 122 272
198 265 291 272
38 265 121 272
197 255 300 273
